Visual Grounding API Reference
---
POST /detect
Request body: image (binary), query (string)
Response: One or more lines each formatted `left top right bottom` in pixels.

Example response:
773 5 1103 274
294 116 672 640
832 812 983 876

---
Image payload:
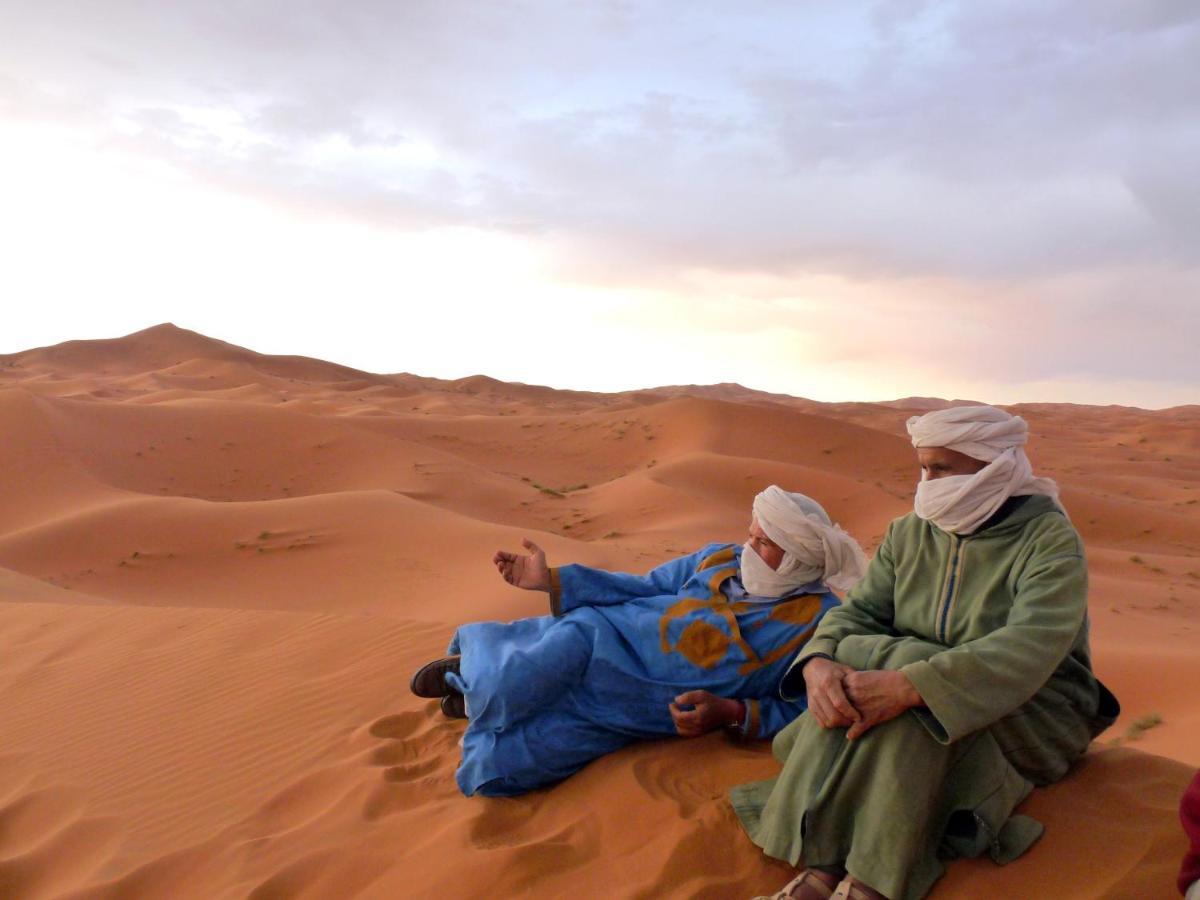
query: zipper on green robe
937 534 964 643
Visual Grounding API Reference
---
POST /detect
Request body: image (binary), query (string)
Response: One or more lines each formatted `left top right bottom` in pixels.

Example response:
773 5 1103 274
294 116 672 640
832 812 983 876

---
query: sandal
830 878 883 900
752 869 837 900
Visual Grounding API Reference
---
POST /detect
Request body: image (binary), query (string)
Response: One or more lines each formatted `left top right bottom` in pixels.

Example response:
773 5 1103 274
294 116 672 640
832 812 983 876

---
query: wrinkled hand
802 658 862 730
842 670 923 740
493 538 550 592
670 690 744 737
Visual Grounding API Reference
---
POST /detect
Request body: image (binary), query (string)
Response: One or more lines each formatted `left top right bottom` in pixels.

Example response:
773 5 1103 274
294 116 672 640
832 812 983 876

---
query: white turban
906 405 1061 535
906 405 1030 462
748 486 867 594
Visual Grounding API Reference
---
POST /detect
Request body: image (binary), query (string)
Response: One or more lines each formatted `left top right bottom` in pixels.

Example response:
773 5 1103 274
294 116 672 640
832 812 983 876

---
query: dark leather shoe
409 656 461 698
440 692 467 719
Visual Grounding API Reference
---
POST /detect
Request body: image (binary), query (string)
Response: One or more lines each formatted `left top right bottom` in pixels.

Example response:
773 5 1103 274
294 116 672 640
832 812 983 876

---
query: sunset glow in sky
1 2 1196 406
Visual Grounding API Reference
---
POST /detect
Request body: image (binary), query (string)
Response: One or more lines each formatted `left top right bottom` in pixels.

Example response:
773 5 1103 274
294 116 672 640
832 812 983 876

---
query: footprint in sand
465 798 601 873
631 756 719 818
367 711 424 741
360 711 461 821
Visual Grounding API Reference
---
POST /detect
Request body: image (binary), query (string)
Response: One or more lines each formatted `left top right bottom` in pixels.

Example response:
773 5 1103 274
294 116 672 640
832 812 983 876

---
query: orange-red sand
0 324 1195 898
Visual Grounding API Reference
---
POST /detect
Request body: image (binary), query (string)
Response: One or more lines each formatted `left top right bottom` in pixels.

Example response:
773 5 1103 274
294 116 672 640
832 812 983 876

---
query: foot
410 656 461 698
754 868 841 899
440 692 467 719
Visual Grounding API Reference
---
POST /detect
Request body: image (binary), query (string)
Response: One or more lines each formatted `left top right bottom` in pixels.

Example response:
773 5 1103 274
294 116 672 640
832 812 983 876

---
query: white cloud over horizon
0 1 1196 407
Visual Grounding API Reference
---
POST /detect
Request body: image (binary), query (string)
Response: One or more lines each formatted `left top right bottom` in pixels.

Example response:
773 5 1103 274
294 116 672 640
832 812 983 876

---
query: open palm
493 538 550 592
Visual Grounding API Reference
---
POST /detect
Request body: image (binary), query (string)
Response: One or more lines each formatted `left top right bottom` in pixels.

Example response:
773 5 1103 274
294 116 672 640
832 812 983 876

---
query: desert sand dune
0 324 1195 898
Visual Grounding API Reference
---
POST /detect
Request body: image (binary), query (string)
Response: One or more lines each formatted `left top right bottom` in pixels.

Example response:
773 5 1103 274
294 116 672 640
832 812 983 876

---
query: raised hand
669 690 745 737
493 538 551 592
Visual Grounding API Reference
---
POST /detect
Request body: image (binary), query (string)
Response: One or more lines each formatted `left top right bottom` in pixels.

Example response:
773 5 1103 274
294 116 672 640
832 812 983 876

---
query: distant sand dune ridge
0 323 1196 898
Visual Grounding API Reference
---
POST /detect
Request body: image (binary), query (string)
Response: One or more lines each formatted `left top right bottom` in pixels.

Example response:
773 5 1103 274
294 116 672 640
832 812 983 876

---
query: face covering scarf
738 486 868 599
913 447 1058 535
907 406 1062 535
740 540 810 599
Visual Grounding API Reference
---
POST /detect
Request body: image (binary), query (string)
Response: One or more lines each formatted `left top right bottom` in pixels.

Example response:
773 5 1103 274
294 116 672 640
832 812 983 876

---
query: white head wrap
906 405 1062 535
741 486 868 597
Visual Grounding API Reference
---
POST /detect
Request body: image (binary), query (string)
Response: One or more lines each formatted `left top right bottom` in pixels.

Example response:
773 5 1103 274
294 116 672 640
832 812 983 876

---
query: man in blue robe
410 487 867 797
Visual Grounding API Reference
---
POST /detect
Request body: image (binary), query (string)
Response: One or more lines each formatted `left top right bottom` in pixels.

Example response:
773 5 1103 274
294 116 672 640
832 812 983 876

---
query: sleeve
899 516 1089 743
778 523 899 699
740 696 808 740
549 545 724 616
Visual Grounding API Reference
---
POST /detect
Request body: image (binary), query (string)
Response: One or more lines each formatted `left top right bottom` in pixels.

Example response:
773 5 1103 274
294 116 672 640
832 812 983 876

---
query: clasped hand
803 658 922 740
669 690 743 737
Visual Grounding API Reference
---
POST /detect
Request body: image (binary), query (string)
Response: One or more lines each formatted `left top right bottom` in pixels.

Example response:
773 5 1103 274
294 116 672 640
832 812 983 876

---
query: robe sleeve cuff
779 640 837 701
899 660 956 744
725 700 756 739
742 699 761 738
802 637 838 664
548 567 563 616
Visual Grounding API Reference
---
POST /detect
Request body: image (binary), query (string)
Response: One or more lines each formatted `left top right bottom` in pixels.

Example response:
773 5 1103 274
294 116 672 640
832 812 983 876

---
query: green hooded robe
730 495 1119 900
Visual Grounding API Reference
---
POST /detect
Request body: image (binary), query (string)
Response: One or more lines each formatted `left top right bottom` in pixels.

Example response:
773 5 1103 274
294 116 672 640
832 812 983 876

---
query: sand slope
0 324 1195 899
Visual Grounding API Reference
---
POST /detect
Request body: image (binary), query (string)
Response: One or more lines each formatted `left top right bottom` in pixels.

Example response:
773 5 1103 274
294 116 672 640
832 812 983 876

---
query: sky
1 1 1197 407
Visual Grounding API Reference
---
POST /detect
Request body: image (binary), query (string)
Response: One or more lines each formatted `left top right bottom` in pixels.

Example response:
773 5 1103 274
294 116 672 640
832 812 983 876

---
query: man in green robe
731 405 1119 900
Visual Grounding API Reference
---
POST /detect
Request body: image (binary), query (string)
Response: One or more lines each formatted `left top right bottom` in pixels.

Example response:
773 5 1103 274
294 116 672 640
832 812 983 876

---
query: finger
843 672 868 696
674 690 707 706
521 538 543 555
829 710 854 729
847 718 871 740
816 696 844 729
817 688 846 727
675 710 700 729
669 703 698 721
826 679 861 723
815 692 855 730
807 693 833 729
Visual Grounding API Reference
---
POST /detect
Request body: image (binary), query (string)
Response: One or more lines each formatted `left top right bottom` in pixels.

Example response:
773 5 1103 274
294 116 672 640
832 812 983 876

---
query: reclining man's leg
448 618 594 729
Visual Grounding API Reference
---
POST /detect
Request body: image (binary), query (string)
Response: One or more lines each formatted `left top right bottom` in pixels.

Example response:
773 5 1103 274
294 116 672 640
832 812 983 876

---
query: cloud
0 1 1196 404
4 2 1197 275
